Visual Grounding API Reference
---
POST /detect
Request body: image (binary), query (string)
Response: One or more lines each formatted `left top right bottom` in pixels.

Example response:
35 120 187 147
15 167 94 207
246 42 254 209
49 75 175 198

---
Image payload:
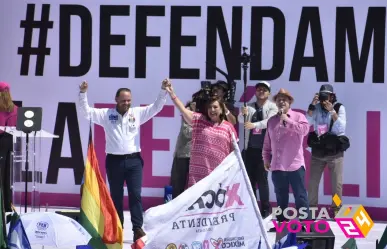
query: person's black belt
107 152 140 159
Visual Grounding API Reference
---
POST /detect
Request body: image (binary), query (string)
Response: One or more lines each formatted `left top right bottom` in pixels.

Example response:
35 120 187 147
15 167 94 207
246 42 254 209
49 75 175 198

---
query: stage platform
10 207 386 249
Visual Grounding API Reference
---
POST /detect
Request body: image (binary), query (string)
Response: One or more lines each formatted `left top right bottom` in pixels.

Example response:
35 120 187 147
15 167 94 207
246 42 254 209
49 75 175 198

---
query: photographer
211 81 237 125
306 84 349 215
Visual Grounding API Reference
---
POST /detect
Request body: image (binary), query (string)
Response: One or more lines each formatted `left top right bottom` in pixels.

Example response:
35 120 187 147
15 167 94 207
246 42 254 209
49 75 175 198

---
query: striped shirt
188 113 238 187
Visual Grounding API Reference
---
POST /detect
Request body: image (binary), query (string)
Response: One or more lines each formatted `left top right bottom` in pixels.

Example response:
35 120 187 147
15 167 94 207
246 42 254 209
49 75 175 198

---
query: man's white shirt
78 90 167 155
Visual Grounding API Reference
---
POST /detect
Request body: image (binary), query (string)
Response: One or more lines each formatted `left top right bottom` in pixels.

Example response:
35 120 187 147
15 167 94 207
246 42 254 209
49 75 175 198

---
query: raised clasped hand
79 81 88 92
162 78 171 90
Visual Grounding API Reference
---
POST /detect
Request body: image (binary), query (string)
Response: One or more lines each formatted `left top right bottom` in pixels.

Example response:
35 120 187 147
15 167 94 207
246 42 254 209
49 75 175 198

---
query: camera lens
319 93 329 102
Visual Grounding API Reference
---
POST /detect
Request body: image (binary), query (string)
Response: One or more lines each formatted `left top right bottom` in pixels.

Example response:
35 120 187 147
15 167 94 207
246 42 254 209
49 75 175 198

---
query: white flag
141 140 272 249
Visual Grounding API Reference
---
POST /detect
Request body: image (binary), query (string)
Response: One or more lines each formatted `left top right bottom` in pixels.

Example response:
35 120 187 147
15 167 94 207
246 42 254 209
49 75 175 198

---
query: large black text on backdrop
17 4 385 83
0 1 386 220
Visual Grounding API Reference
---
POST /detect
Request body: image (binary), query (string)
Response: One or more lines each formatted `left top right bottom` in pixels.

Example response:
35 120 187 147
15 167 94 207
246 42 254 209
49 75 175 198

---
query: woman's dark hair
203 96 227 122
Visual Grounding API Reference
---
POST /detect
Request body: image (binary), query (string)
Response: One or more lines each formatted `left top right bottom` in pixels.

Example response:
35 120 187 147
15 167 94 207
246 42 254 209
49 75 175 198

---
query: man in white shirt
78 80 168 242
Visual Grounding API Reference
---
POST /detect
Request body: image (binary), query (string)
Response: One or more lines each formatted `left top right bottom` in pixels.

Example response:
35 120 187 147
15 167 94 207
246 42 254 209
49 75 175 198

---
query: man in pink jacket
262 88 310 223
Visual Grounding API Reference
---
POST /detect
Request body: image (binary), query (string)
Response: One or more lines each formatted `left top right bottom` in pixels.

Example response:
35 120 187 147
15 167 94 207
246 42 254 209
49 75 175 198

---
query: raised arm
137 89 168 125
306 94 319 126
78 81 108 126
165 80 194 125
306 109 316 126
331 105 346 135
181 116 193 138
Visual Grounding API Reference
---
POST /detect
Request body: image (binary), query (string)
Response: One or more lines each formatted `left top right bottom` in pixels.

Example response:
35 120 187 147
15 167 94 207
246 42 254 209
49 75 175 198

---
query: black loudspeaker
16 107 42 133
55 210 81 222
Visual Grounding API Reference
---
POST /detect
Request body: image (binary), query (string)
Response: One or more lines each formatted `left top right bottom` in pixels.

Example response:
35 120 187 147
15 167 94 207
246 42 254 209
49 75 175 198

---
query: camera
200 81 212 91
319 92 329 102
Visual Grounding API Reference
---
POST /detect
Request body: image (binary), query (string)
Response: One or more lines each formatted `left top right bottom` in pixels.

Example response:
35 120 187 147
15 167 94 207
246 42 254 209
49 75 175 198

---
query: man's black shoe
261 210 270 219
133 228 146 242
268 227 276 232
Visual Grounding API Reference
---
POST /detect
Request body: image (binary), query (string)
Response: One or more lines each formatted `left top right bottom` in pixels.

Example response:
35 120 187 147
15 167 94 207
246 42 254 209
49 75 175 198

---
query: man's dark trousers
271 166 310 222
243 147 270 215
105 153 143 231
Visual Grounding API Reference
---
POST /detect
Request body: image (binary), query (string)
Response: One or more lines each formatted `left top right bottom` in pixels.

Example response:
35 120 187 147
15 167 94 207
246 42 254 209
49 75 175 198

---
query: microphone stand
24 131 31 213
240 47 252 152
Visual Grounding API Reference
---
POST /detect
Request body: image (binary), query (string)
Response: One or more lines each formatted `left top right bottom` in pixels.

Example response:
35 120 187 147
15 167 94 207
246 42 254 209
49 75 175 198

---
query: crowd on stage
0 78 349 242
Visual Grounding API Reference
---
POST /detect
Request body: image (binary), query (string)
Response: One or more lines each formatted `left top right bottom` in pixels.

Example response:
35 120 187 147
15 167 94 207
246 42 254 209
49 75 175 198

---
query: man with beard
78 80 168 242
237 81 277 218
211 81 237 125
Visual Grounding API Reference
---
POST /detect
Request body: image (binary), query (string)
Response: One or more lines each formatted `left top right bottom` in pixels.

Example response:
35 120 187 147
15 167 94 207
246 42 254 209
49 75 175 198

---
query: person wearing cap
237 81 277 218
306 84 347 215
211 81 237 125
262 88 310 223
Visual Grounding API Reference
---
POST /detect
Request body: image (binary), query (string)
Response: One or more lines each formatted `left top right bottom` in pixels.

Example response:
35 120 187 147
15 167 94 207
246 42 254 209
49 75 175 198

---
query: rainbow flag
80 128 123 249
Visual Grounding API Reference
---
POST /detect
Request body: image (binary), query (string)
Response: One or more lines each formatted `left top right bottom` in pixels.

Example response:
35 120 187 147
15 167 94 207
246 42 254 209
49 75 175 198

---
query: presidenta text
171 183 245 233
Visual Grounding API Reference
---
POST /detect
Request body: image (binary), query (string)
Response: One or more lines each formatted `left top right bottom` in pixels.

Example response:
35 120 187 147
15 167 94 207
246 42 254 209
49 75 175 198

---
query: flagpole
231 135 272 249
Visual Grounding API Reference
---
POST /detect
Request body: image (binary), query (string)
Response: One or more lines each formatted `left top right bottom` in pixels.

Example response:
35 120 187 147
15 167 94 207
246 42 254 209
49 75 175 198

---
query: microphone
279 108 287 127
